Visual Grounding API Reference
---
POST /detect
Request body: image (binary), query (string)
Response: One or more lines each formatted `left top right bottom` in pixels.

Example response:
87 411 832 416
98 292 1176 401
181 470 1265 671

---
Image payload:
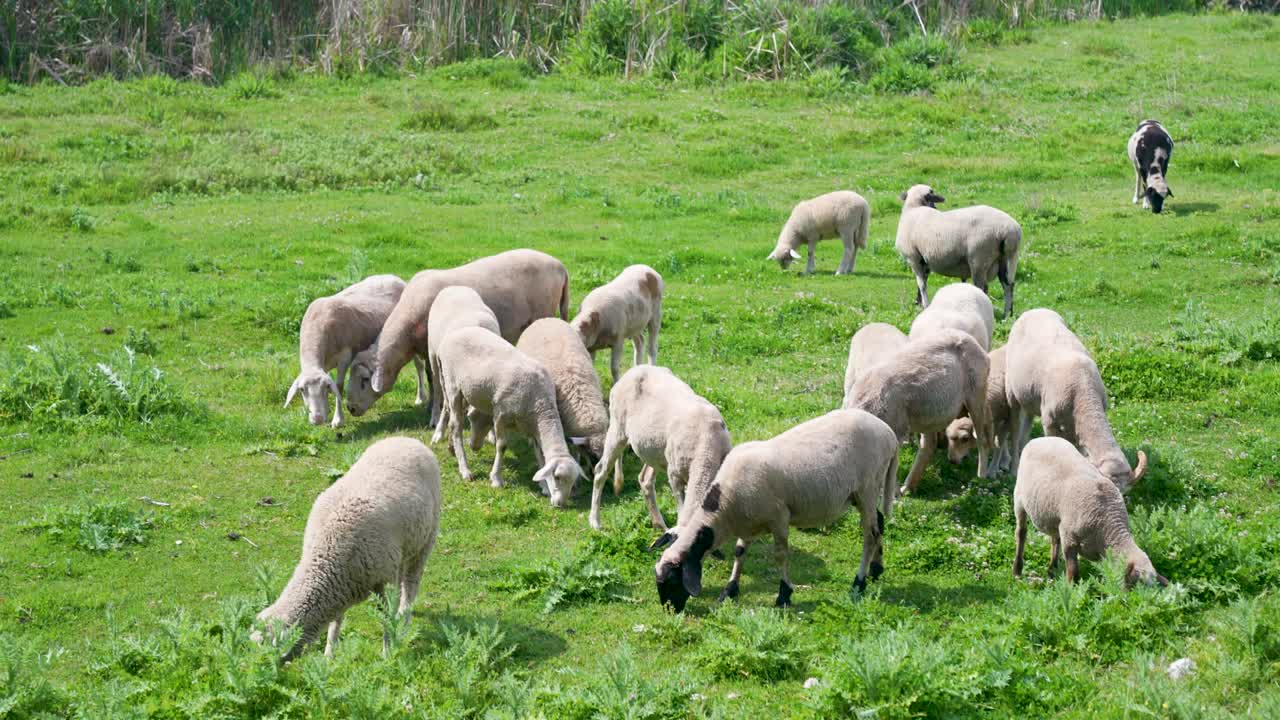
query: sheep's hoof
489 475 504 488
718 581 740 602
851 575 868 595
774 580 793 608
869 561 884 581
897 484 910 498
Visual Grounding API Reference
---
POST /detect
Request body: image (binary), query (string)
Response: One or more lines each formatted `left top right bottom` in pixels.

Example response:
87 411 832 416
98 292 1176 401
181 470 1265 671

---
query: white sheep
286 274 423 428
363 249 570 417
254 436 441 659
842 323 908 406
845 329 992 494
588 365 732 531
945 345 1011 476
516 317 609 464
895 184 1021 318
1004 308 1148 491
908 282 995 351
425 286 500 428
433 326 584 508
1014 436 1167 587
570 264 663 381
766 191 870 275
652 409 899 611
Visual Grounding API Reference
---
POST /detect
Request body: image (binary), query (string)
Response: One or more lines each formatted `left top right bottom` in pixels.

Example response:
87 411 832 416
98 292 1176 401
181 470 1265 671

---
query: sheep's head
945 417 978 463
573 311 602 351
900 184 945 209
1124 554 1169 589
535 455 584 509
653 525 715 613
285 369 337 425
345 351 380 417
1145 176 1171 214
1097 450 1147 493
766 242 802 269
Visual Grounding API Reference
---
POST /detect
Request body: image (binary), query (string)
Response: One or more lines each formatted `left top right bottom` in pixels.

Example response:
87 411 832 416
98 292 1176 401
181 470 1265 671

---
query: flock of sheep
260 121 1176 657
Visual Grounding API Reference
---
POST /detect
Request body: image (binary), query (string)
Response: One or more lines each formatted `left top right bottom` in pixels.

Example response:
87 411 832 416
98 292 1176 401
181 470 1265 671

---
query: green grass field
2 12 1280 719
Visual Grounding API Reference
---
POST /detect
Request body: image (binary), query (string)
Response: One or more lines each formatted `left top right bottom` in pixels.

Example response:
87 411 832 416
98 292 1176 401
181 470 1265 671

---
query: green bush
1133 504 1279 601
1095 349 1237 401
24 500 156 553
495 550 632 613
401 102 498 132
696 606 808 682
226 72 281 100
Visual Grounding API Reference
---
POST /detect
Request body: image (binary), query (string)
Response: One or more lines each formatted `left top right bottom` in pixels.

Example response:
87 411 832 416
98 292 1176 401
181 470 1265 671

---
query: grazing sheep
1014 437 1167 587
255 437 441 660
286 274 415 428
571 264 663 381
1004 308 1148 491
344 344 428 420
367 250 570 417
908 282 995 351
842 323 908 406
845 329 992 494
945 345 1012 476
516 317 609 466
895 184 1022 318
767 191 870 275
425 286 501 428
652 409 899 611
1128 120 1174 214
589 365 731 531
433 326 584 508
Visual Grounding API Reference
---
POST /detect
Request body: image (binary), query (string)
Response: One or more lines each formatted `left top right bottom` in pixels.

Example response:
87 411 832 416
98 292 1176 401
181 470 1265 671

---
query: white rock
1167 657 1196 680
803 677 821 689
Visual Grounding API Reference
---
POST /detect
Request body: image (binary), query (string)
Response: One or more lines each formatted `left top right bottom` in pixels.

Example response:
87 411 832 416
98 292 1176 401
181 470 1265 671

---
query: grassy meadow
2 11 1280 719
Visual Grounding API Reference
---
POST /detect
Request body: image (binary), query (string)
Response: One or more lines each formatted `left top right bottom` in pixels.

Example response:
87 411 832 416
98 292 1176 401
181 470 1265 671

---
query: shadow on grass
412 609 569 665
878 579 1007 613
1168 202 1219 216
341 407 428 442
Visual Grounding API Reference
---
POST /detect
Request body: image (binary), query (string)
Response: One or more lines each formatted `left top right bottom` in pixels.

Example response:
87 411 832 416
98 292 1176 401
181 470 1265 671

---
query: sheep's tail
558 273 571 320
855 200 870 250
881 450 899 523
998 228 1021 288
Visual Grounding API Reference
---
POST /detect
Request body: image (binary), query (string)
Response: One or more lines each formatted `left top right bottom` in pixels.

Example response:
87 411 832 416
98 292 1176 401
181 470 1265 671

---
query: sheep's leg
1008 404 1032 476
836 231 856 275
901 431 937 495
772 524 794 607
413 356 429 407
430 387 450 445
490 421 507 488
590 425 629 530
1049 534 1062 577
449 392 472 481
913 266 931 307
324 613 344 657
609 339 624 381
1133 171 1143 204
667 466 690 526
719 539 750 602
331 356 352 428
631 334 645 368
639 465 667 530
1064 546 1080 584
805 237 817 275
852 500 883 595
467 409 491 451
646 317 660 365
428 357 443 427
1013 507 1027 578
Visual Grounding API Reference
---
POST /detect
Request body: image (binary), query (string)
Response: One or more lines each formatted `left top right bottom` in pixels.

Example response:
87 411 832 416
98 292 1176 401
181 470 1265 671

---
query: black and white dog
1127 120 1174 213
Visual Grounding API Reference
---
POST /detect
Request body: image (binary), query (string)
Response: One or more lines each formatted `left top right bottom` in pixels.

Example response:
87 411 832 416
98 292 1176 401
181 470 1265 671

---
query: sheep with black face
1127 120 1174 214
652 409 899 612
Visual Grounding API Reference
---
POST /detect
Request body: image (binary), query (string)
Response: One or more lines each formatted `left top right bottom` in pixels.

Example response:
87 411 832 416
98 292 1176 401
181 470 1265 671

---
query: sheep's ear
899 190 908 202
324 375 339 396
649 531 677 552
284 377 301 408
1165 187 1173 198
682 561 703 597
789 249 801 260
927 192 946 205
1123 560 1138 589
1156 574 1169 587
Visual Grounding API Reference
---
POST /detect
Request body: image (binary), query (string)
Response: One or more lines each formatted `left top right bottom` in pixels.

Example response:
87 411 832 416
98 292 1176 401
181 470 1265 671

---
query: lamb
254 437 441 660
286 274 421 428
766 191 870 275
652 409 899 611
570 264 663 381
908 282 995 351
1014 436 1167 587
895 184 1022 318
432 326 584 508
1127 120 1174 214
365 249 570 417
845 329 992 494
1004 308 1148 491
945 345 1012 476
588 365 732 532
516 318 609 465
842 323 908 405
424 286 500 427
